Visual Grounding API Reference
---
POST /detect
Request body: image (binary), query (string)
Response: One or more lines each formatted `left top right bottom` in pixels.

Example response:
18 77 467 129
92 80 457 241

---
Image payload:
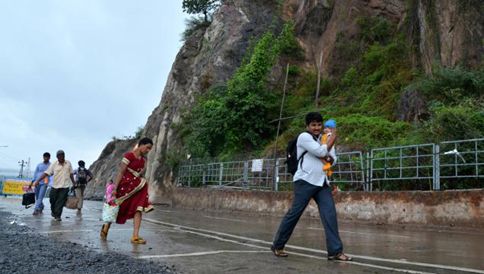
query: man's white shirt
293 132 337 186
44 160 74 189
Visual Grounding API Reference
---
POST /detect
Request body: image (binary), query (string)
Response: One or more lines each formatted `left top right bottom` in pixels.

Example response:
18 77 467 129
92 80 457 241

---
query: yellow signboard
2 179 31 195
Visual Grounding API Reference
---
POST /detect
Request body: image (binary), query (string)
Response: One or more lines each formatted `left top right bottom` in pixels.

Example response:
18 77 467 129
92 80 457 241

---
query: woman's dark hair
43 152 50 157
305 112 323 125
78 160 85 167
138 137 153 146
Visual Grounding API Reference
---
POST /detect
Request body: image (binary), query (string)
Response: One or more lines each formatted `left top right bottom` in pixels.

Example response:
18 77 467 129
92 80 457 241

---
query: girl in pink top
105 180 116 205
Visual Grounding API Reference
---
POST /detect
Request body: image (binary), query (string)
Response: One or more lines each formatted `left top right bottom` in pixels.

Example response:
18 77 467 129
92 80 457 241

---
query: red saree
115 152 153 224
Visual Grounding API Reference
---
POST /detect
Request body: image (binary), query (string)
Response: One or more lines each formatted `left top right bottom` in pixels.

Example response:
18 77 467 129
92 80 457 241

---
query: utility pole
18 160 26 178
315 51 323 107
26 157 31 178
272 63 290 191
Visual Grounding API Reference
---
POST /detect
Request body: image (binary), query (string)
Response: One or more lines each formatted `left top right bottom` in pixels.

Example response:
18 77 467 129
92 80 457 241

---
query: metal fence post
433 144 440 190
274 159 280 192
475 140 479 177
368 151 373 191
363 152 369 191
202 165 206 186
219 163 223 186
243 161 248 187
188 164 191 188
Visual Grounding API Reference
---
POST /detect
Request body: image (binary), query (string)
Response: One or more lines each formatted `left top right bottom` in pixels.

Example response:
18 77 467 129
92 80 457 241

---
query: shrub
426 104 484 141
413 67 484 104
357 16 394 44
181 16 211 41
337 114 410 149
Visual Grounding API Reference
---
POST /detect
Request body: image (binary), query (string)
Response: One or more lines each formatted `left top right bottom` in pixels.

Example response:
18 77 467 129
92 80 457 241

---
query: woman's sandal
328 253 353 261
131 237 146 244
100 223 110 240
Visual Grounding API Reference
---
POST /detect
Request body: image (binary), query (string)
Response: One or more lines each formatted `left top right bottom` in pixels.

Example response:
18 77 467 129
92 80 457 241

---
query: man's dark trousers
272 179 343 256
49 187 69 218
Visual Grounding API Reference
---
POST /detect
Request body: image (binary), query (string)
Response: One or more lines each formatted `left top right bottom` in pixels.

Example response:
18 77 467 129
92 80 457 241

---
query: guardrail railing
176 138 484 191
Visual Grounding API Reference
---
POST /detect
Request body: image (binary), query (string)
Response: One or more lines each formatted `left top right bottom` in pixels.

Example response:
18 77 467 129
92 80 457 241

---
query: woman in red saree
100 137 154 244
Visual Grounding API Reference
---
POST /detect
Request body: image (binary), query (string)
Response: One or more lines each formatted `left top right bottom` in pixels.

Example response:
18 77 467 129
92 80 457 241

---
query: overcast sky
0 1 187 172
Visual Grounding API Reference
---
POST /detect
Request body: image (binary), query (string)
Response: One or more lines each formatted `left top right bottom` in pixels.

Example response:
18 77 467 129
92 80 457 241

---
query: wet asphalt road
1 196 483 274
0 209 176 273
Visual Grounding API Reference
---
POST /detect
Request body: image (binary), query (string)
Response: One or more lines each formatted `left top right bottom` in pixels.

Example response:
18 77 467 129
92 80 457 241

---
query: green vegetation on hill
179 17 483 160
416 67 484 141
180 23 299 158
275 17 483 153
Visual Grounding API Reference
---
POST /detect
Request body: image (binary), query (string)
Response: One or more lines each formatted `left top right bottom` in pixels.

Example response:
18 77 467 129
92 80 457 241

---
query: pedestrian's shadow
50 219 62 226
131 244 141 255
99 239 110 252
74 214 83 224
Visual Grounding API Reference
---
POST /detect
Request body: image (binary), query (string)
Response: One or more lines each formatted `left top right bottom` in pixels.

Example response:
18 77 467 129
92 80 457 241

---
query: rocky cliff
87 0 483 201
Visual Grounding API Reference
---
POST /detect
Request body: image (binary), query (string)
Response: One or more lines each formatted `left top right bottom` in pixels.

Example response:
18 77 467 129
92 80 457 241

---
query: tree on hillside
182 0 220 22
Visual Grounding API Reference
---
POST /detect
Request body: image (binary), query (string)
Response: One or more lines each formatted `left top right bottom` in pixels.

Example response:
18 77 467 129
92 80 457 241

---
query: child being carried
320 119 336 177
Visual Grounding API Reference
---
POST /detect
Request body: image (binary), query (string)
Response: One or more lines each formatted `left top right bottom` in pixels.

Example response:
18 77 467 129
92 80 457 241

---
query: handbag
22 192 35 208
64 188 79 209
102 202 119 223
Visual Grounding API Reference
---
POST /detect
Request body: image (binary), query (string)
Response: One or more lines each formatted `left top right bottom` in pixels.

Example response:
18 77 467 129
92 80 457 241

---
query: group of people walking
29 151 92 219
27 137 154 244
25 112 352 260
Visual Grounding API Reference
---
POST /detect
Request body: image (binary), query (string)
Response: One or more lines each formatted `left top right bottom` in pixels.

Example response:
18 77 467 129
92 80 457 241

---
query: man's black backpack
286 134 308 175
77 167 88 184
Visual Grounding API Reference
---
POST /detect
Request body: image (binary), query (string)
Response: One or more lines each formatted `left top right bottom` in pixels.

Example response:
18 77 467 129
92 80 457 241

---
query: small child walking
105 179 116 205
101 179 118 240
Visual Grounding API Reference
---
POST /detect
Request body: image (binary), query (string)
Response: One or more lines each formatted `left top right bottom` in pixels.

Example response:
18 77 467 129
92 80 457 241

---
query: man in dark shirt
74 160 93 213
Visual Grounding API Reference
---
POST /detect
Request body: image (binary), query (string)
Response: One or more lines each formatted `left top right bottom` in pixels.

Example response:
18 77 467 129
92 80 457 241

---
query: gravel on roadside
0 210 177 274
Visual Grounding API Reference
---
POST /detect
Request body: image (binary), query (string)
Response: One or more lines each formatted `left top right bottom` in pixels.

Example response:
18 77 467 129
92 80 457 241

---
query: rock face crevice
414 0 483 73
88 0 483 200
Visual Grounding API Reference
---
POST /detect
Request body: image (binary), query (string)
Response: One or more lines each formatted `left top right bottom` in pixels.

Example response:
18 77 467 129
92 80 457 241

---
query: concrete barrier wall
171 188 484 228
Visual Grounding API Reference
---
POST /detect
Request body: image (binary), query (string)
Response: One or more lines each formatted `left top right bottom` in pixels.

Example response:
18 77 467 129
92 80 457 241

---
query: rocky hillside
87 0 483 201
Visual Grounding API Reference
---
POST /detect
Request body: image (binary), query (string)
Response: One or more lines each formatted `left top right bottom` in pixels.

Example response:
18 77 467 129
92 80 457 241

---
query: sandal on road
100 223 110 240
328 253 353 261
131 237 147 244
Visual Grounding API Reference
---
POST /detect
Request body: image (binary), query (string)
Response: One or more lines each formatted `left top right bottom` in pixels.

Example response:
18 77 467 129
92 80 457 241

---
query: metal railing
369 143 437 190
177 153 366 191
439 138 484 179
176 138 484 191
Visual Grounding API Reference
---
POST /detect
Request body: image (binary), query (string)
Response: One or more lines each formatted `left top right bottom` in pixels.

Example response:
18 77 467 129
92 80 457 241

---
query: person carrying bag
64 187 79 209
100 137 154 245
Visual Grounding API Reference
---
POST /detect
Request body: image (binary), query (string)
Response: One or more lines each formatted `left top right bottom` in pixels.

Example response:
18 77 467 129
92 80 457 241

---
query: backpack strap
297 151 308 170
297 131 319 171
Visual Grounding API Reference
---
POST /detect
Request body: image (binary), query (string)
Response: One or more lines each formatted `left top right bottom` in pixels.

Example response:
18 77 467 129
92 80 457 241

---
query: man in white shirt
34 150 76 221
271 112 352 261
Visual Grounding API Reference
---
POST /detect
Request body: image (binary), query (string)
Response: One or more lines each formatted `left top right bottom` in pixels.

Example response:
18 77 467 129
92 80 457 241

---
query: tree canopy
182 0 219 22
